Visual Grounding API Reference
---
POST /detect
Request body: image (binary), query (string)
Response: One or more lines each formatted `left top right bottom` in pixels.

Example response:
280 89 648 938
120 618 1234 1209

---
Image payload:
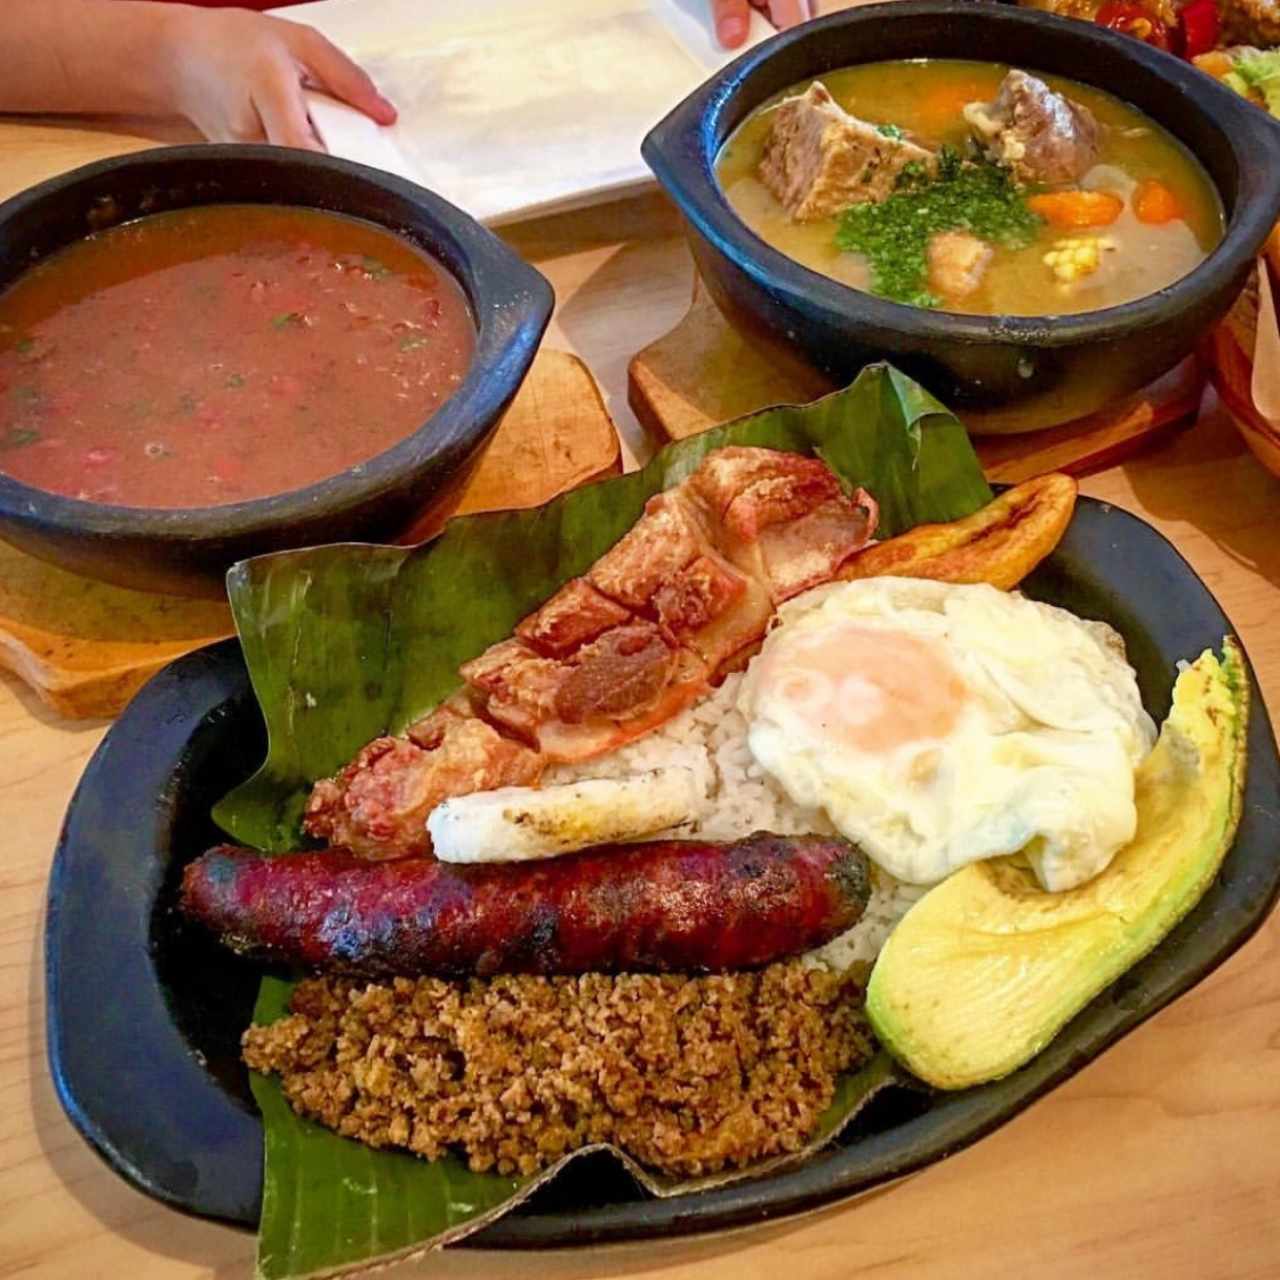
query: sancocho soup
0 205 475 508
717 60 1224 315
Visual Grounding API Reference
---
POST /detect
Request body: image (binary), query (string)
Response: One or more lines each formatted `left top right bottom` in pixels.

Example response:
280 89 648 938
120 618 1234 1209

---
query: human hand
712 0 813 48
162 8 397 149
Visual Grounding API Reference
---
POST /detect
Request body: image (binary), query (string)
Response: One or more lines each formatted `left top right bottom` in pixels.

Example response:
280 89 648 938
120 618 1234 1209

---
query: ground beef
243 961 874 1179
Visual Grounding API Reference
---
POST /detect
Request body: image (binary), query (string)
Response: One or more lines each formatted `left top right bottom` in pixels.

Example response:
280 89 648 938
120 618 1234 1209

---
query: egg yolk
760 623 969 752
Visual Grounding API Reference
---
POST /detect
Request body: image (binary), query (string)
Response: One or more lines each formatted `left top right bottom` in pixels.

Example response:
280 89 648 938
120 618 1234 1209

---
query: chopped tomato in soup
0 205 475 508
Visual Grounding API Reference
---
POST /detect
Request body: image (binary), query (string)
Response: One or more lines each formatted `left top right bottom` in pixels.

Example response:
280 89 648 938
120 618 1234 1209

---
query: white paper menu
273 0 774 225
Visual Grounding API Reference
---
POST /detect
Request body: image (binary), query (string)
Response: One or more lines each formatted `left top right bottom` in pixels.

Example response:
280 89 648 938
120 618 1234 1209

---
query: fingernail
719 14 748 45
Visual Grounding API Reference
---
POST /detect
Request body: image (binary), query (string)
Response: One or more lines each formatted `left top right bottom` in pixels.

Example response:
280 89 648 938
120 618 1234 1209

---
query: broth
0 205 475 508
717 60 1224 315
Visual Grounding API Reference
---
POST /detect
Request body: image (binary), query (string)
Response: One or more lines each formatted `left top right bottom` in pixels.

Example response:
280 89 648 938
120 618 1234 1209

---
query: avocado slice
866 640 1250 1091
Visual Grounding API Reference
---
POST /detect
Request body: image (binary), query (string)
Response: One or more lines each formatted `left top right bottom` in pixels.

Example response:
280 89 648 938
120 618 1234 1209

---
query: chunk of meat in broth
759 81 938 221
927 230 994 303
964 70 1102 184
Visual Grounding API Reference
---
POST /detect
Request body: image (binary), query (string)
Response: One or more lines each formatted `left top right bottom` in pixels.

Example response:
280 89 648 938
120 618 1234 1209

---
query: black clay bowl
0 146 553 596
643 1 1280 433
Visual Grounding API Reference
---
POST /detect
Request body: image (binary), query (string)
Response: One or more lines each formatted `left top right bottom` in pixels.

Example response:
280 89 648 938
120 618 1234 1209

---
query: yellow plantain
841 472 1077 591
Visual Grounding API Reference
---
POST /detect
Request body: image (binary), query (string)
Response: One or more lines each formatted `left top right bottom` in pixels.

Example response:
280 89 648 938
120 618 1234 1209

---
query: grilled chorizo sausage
180 832 870 977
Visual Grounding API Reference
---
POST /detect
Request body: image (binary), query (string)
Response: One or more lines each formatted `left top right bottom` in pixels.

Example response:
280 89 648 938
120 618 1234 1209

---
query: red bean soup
0 205 475 508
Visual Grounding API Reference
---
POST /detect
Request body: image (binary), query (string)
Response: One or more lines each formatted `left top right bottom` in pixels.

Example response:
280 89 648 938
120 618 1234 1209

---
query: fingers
251 56 323 151
767 0 813 28
714 0 811 48
291 25 397 125
712 0 752 47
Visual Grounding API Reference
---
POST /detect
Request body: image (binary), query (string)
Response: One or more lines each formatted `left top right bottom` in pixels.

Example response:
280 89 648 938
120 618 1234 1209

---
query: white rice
546 672 924 971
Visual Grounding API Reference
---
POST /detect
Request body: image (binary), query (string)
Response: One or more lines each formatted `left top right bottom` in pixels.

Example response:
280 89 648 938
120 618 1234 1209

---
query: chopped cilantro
894 160 929 190
361 256 391 280
14 337 34 355
938 146 964 180
836 149 1041 308
225 372 246 389
876 123 905 139
1 426 39 449
398 335 429 351
178 391 198 415
11 384 38 403
271 312 303 330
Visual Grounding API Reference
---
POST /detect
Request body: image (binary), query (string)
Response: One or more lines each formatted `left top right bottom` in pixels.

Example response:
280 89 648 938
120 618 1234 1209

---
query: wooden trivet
629 281 1205 484
0 350 620 720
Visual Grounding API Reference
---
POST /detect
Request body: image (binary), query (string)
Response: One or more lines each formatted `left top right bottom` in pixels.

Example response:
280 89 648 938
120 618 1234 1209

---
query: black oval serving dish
0 146 554 597
45 498 1280 1245
643 1 1280 432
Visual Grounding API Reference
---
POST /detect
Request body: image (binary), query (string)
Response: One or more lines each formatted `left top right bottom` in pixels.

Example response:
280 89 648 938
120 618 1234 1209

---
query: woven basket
1205 261 1280 480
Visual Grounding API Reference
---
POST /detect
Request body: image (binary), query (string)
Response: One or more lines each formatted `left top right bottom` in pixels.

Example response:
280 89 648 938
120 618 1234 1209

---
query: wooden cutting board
628 281 1206 484
0 349 620 720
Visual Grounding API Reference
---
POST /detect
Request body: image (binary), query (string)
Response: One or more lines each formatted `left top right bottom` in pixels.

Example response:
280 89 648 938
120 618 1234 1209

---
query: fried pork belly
303 447 878 860
304 710 543 860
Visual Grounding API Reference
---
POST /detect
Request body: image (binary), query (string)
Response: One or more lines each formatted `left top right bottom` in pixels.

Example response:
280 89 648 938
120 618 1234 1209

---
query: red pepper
1095 1 1175 51
1178 0 1221 59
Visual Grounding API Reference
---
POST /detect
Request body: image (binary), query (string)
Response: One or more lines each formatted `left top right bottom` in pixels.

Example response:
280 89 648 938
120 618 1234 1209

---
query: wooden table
2 117 1279 1280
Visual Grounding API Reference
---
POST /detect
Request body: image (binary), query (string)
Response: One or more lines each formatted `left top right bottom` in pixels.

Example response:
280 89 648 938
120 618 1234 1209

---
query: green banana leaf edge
251 974 903 1280
217 363 993 1280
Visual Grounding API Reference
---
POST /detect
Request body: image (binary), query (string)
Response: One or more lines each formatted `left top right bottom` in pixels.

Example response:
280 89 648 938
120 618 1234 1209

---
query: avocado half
866 639 1250 1091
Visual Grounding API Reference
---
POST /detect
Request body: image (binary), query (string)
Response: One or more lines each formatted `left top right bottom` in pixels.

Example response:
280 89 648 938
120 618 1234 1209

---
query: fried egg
738 578 1155 891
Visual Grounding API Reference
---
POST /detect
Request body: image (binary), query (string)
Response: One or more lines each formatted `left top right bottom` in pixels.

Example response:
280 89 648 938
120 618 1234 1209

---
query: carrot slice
1027 191 1124 229
915 76 1003 133
1134 179 1183 225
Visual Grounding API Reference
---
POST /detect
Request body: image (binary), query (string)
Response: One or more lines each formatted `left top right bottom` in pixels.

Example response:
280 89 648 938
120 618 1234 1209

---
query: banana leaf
251 973 903 1280
216 364 990 850
218 364 992 1280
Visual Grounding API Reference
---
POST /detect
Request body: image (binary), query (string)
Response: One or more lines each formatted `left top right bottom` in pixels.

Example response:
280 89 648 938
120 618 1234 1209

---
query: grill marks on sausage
180 833 873 978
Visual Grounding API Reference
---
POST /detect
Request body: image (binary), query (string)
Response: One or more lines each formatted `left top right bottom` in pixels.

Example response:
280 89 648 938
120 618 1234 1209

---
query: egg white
738 578 1156 891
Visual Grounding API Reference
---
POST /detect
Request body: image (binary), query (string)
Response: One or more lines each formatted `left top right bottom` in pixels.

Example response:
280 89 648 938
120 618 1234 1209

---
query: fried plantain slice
839 472 1077 591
